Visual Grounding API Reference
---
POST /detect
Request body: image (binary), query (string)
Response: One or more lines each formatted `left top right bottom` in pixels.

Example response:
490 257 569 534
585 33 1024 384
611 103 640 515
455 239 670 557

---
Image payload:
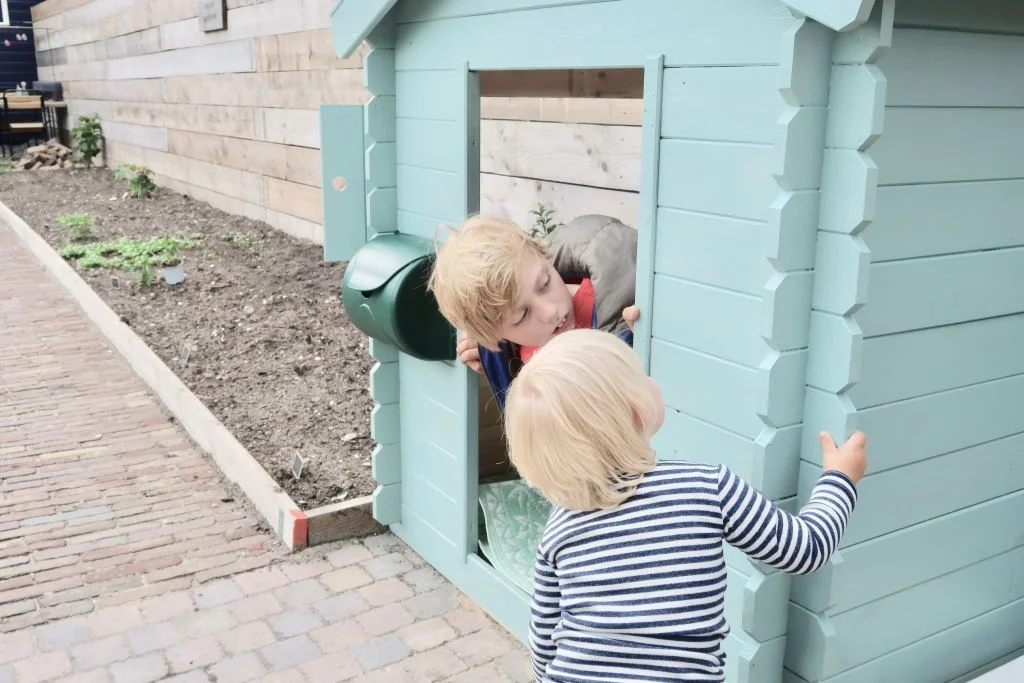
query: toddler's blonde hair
504 328 659 511
427 215 548 350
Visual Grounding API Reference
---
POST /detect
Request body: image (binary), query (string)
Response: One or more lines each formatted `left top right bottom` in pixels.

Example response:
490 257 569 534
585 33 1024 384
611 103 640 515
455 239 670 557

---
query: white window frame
0 0 10 27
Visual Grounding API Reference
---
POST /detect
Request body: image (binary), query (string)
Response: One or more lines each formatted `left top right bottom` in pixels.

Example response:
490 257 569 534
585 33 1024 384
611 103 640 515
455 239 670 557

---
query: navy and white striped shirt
530 461 858 682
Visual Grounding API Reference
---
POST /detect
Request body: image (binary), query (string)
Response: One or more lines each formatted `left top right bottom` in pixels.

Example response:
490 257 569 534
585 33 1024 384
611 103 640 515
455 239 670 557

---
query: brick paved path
0 223 530 681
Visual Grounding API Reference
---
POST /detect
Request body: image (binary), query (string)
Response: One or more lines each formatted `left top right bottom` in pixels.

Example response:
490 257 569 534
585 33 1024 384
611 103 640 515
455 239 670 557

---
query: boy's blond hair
504 329 659 511
428 215 548 350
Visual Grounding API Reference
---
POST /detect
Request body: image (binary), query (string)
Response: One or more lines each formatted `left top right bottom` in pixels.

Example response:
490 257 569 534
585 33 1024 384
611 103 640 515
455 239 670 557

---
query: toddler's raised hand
819 431 867 485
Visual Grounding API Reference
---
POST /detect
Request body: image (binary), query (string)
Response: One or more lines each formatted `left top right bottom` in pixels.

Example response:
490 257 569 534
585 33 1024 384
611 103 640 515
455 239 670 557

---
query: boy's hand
819 430 867 485
456 333 483 374
622 305 640 331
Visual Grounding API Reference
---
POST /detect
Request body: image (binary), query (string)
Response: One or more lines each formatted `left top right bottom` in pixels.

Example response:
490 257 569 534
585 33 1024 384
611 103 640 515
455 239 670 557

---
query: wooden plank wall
788 16 1024 682
29 0 643 244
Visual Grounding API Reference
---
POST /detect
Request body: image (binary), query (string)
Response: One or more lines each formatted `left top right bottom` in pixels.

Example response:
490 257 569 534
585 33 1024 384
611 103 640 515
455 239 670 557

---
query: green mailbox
341 232 456 361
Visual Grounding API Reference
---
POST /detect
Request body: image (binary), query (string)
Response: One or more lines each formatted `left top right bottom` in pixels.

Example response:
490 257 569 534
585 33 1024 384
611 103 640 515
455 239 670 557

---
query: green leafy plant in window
528 203 563 239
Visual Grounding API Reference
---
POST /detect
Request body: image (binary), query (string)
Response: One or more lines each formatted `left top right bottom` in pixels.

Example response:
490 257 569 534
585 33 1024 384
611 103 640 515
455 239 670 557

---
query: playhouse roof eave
782 0 878 31
331 0 401 59
329 0 878 60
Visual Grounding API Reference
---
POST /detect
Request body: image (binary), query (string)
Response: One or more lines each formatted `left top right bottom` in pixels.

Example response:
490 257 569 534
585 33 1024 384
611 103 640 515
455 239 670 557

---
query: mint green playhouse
321 1 1024 681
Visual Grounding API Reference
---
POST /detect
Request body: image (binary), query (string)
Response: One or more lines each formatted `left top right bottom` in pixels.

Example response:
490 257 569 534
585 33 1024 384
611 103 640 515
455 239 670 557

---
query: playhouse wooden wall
786 2 1024 681
28 0 639 243
361 1 834 681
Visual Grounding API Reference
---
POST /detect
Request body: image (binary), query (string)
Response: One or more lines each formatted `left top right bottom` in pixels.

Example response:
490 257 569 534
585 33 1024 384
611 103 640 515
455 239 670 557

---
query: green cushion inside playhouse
477 479 552 595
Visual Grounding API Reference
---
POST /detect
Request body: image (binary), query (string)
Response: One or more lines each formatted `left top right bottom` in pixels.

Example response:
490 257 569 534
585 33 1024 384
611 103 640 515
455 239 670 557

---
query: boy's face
498 254 574 348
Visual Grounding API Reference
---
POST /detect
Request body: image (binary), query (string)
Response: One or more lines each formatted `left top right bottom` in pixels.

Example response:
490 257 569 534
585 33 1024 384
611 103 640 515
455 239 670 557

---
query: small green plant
229 231 262 247
528 203 563 239
71 113 104 167
0 157 14 173
56 213 96 241
60 234 201 286
114 164 157 199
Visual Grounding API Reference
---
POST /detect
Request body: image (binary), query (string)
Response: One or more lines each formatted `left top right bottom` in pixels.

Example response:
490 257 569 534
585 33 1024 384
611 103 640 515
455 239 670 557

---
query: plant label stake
110 275 119 288
292 454 305 480
180 346 191 365
163 265 185 285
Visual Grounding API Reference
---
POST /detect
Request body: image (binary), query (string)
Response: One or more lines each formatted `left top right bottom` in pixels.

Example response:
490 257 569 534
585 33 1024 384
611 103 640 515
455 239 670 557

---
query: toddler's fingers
818 431 836 454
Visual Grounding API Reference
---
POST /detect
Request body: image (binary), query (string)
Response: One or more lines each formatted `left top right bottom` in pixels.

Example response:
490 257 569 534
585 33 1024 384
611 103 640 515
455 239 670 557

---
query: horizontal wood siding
32 0 645 246
788 17 1024 683
644 10 831 683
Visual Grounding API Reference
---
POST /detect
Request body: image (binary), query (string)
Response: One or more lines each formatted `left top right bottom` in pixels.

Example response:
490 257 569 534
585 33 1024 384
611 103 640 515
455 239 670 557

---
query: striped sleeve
716 466 857 575
529 550 561 681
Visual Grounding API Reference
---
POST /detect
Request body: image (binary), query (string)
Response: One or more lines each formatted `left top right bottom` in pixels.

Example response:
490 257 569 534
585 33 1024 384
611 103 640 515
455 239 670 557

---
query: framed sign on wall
198 0 226 32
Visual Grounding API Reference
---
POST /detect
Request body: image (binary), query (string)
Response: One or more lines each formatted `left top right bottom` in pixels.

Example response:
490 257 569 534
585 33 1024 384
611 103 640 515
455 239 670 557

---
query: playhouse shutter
319 104 368 262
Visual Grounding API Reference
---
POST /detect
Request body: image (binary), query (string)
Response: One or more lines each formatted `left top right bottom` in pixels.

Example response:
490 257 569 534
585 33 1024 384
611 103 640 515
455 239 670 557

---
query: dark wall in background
1 0 48 92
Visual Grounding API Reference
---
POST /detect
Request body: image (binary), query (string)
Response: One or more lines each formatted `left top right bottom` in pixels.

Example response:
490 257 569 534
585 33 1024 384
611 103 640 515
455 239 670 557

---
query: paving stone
63 671 112 683
443 607 491 635
299 652 364 683
267 608 324 638
207 653 265 683
13 650 72 683
273 579 330 609
351 634 412 671
308 619 371 654
0 629 36 664
109 653 168 683
163 672 210 683
70 635 131 670
177 607 236 639
403 585 459 620
325 543 373 568
166 638 223 673
217 621 277 655
88 605 147 638
279 560 332 581
402 549 427 568
496 651 535 682
0 665 12 683
192 580 243 609
449 629 517 667
360 552 415 580
127 622 183 655
319 566 373 593
400 644 468 679
356 603 415 637
36 617 91 651
259 635 322 671
362 534 407 557
358 577 413 606
396 617 458 652
402 566 448 594
138 593 194 625
232 566 289 595
311 591 370 623
228 594 283 623
446 661 511 683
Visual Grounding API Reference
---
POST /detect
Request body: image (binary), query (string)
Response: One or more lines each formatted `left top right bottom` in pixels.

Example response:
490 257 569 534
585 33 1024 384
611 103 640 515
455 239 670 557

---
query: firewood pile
15 139 78 170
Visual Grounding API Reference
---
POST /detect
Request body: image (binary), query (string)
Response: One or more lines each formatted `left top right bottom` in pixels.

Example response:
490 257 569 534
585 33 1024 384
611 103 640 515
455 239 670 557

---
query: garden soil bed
0 168 375 508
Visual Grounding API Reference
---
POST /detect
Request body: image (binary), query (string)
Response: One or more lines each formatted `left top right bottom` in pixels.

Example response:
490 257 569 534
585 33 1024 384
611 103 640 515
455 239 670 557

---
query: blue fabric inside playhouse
477 479 552 595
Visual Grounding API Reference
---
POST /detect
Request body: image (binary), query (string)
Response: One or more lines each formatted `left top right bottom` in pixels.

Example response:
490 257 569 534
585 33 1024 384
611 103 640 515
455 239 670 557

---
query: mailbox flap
344 232 435 294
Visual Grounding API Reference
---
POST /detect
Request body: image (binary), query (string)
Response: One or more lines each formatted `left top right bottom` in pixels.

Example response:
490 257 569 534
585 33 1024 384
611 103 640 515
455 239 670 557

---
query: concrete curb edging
1 199 383 551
